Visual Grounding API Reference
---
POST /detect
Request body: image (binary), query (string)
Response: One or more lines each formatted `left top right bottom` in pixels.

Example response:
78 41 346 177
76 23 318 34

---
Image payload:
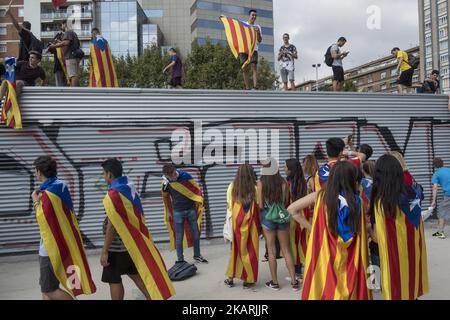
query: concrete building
419 0 450 93
139 0 275 65
0 0 24 59
297 46 421 94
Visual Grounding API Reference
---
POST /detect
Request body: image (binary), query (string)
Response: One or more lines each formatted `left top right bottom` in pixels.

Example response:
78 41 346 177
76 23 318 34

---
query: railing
41 12 92 19
41 30 92 38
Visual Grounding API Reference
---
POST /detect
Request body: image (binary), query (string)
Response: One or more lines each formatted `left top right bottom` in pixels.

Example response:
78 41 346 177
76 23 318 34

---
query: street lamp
312 63 321 91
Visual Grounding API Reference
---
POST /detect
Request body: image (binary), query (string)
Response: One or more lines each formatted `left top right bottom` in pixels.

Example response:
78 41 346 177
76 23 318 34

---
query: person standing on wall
330 37 349 92
391 47 414 94
163 48 183 89
239 9 262 90
278 33 298 91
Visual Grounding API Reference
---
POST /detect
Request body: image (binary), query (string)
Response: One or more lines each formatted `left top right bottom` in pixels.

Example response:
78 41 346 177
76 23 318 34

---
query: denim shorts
260 208 290 231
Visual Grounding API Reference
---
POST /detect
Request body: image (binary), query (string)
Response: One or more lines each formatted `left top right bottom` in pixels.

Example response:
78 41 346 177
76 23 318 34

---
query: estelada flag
35 177 96 297
220 16 257 69
1 81 22 129
314 160 338 192
103 176 175 300
89 35 118 87
162 169 204 252
302 193 372 300
225 187 260 283
55 47 70 85
52 0 67 8
373 190 429 300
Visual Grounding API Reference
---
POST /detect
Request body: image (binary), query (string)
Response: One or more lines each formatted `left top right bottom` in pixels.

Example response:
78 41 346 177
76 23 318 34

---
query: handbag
223 208 233 242
265 202 290 224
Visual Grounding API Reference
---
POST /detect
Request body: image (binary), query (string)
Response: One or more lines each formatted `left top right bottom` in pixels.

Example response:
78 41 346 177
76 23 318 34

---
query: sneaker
194 256 208 263
432 231 442 237
243 282 255 290
224 278 234 288
292 280 300 292
438 233 447 239
265 281 280 291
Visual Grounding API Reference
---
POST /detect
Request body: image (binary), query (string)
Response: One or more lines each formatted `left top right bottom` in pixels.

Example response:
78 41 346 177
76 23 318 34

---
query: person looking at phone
331 37 349 92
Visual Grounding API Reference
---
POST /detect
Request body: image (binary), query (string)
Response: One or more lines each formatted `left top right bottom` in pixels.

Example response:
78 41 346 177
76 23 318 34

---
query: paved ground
0 222 449 300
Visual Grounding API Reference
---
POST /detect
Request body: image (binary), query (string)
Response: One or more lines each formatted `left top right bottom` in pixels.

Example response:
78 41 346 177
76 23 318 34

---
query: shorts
397 68 414 87
260 208 290 231
101 251 138 284
169 76 182 87
437 196 450 221
239 51 258 66
332 66 345 81
39 256 60 293
66 59 79 79
280 68 295 83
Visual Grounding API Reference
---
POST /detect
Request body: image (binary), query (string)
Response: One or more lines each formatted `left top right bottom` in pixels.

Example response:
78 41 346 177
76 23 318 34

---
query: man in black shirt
421 70 440 94
47 32 67 87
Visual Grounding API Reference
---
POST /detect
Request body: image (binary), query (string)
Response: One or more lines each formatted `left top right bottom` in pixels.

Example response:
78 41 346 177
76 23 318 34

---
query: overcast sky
272 0 420 83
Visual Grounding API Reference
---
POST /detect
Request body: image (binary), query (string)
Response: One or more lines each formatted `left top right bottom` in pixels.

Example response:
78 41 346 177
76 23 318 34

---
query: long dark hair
260 162 286 205
232 164 256 206
285 159 307 201
370 154 406 218
322 161 360 236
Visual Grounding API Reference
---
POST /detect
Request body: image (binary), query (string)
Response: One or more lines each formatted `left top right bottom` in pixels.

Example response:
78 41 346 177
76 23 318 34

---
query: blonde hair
388 151 409 171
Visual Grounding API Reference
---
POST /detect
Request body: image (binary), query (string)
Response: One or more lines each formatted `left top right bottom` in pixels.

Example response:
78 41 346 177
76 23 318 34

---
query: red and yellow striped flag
162 171 204 252
55 47 70 85
1 81 22 129
89 36 118 87
225 197 260 283
290 207 311 266
220 16 257 68
104 176 175 300
36 178 96 297
373 196 429 300
302 194 371 300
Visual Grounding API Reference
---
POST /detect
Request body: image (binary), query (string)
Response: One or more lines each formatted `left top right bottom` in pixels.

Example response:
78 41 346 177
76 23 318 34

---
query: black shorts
332 66 345 81
39 256 60 293
169 76 182 87
239 51 258 66
101 251 138 284
397 68 414 87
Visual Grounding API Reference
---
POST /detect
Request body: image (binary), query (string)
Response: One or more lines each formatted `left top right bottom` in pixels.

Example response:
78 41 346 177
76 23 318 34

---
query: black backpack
407 53 420 70
324 45 334 67
168 261 197 281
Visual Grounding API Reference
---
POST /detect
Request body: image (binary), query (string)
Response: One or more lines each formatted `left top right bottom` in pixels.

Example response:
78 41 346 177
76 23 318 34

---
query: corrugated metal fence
1 88 449 254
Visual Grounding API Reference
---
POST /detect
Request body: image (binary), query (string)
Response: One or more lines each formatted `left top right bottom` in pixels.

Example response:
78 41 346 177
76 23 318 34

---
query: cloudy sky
273 0 420 83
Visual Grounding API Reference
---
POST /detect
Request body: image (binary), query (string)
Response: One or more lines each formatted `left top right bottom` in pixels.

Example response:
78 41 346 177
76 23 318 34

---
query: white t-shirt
248 23 262 52
39 237 48 257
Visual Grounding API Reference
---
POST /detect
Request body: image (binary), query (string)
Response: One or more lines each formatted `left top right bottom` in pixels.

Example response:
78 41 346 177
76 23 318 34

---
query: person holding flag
32 156 96 300
288 161 371 300
224 164 260 290
101 158 175 300
89 28 118 87
369 154 429 300
161 164 208 264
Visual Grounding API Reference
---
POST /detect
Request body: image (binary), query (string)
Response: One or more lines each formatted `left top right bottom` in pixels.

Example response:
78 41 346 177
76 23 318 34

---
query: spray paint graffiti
1 117 449 253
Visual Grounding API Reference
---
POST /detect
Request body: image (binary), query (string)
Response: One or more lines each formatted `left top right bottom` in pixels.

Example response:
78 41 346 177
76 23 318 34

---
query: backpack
168 261 197 281
265 202 291 224
412 179 425 203
324 45 334 67
407 53 420 70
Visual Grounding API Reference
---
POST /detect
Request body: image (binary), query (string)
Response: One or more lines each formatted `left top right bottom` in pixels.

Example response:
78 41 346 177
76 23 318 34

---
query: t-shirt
397 50 412 72
331 44 343 67
248 23 262 52
171 54 182 79
62 30 81 60
432 167 450 196
167 184 194 212
279 44 297 71
15 61 46 86
103 217 127 253
39 237 48 257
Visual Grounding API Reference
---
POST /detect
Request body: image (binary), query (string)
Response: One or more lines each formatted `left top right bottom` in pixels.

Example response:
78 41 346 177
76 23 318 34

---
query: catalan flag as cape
225 196 260 283
220 16 257 69
89 36 118 87
1 81 22 129
302 193 371 300
103 176 175 300
36 177 96 297
56 47 70 85
314 160 337 192
373 190 429 300
162 170 204 252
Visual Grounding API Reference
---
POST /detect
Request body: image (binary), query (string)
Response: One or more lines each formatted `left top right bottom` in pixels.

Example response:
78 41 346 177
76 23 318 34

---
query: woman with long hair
388 151 414 187
257 160 301 291
285 159 310 279
225 164 260 289
288 161 371 300
370 154 428 300
303 154 319 193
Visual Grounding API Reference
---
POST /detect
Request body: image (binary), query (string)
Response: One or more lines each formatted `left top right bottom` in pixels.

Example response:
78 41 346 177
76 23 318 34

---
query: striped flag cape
89 36 118 87
162 169 204 252
302 193 372 300
373 190 429 300
1 81 22 129
314 160 338 192
55 47 70 85
225 192 260 283
220 16 257 68
35 177 96 297
103 176 175 300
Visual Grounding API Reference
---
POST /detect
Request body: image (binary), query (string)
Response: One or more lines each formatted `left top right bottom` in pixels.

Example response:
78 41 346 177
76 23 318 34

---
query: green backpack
265 203 291 224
